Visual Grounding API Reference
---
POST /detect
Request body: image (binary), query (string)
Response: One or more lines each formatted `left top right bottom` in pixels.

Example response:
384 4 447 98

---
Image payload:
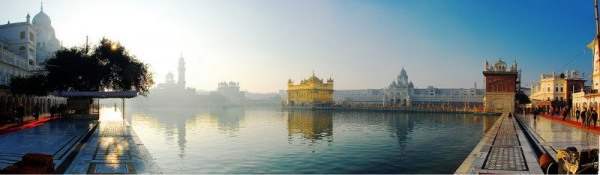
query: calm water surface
124 107 498 174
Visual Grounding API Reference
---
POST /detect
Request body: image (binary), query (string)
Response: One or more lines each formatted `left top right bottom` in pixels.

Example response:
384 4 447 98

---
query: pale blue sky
0 0 595 92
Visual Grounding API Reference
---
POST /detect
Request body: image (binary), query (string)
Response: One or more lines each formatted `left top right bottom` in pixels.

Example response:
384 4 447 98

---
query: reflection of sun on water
100 107 123 122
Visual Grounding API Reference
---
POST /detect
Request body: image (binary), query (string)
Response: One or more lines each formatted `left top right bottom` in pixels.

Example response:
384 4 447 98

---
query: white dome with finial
33 2 51 26
32 1 61 64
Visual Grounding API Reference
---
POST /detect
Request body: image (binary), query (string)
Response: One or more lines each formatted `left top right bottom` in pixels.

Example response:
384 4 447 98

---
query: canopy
54 91 138 98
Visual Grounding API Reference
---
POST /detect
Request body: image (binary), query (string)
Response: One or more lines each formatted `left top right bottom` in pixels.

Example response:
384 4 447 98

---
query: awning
53 91 138 98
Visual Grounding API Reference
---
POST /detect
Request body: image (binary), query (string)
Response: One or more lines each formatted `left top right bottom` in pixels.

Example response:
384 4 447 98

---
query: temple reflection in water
208 108 245 132
287 110 333 142
126 106 499 173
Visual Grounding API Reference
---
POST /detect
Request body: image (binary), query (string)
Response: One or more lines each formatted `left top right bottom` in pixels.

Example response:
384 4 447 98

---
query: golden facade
287 73 334 106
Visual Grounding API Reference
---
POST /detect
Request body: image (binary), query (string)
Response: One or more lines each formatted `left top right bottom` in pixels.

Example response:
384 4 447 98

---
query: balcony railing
0 47 30 70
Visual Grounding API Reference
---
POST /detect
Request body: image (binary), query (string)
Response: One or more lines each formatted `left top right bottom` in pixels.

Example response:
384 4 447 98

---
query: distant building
244 92 281 106
334 89 384 105
521 87 531 97
213 81 246 106
383 68 413 106
329 69 484 108
136 55 200 107
156 55 187 90
0 4 60 86
411 86 484 107
177 54 186 88
483 59 519 113
531 71 584 109
156 72 177 89
286 72 334 106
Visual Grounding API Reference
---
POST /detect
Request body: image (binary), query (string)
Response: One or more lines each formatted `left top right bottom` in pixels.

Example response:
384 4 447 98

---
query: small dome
308 75 322 82
33 11 51 26
494 59 507 71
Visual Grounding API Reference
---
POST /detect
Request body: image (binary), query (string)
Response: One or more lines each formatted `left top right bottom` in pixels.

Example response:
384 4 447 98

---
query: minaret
178 54 186 88
594 0 600 90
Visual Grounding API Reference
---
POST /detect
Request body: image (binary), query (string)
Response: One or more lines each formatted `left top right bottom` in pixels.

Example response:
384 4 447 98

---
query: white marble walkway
0 119 97 170
456 114 543 174
518 114 599 157
65 121 161 174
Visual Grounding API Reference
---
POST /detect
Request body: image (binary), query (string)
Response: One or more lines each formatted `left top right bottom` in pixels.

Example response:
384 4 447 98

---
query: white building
328 68 484 107
0 4 60 86
155 55 187 90
32 5 60 64
214 81 246 106
383 68 414 106
177 54 186 88
411 86 484 105
334 89 384 105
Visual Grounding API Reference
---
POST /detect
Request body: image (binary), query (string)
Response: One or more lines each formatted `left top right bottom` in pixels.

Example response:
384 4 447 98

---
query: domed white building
0 3 61 86
32 4 60 64
384 68 414 106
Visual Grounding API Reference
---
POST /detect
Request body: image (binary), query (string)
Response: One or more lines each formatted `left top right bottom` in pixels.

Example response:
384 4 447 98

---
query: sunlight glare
99 107 123 122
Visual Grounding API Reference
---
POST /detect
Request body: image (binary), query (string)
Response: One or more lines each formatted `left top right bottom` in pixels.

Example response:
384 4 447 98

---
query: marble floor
519 114 599 151
64 121 161 174
0 119 97 169
483 117 527 171
456 115 543 174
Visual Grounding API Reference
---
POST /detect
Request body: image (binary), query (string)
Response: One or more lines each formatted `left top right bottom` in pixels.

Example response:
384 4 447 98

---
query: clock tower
483 59 518 113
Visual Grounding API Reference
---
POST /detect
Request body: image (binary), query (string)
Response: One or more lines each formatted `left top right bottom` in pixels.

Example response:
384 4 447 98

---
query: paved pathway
0 119 97 170
65 120 161 174
482 116 527 171
518 114 599 157
456 114 543 174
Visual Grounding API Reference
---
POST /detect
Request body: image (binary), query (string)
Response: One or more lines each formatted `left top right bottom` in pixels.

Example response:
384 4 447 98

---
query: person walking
562 109 568 121
593 108 598 128
576 108 581 123
586 108 593 127
533 108 539 120
583 108 587 127
581 108 586 126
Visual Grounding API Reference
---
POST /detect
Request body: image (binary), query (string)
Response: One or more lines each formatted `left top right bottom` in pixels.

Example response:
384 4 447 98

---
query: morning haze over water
0 0 599 174
125 106 498 173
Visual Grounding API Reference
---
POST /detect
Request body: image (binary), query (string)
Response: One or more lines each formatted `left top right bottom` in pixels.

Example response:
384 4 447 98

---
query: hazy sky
0 0 595 93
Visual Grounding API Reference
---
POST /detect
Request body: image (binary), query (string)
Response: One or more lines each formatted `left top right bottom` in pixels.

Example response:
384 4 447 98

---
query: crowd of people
532 106 599 128
573 107 599 127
